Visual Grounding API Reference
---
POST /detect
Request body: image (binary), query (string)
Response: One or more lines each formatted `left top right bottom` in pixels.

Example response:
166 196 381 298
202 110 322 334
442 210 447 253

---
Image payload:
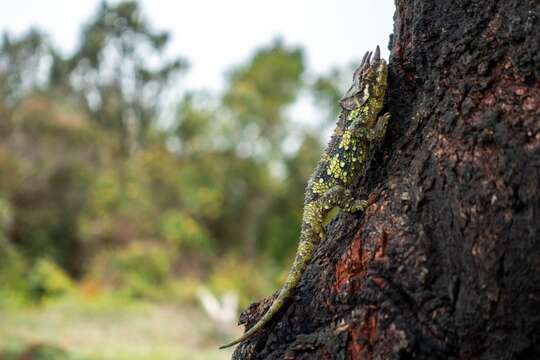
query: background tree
173 40 307 259
51 0 186 155
0 2 321 295
0 29 50 135
0 1 189 277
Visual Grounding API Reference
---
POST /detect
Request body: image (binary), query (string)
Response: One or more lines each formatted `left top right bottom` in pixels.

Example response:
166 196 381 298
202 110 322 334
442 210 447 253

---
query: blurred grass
0 298 237 360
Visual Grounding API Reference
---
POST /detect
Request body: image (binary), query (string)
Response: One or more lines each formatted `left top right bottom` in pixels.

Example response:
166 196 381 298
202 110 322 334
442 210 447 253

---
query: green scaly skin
220 46 389 349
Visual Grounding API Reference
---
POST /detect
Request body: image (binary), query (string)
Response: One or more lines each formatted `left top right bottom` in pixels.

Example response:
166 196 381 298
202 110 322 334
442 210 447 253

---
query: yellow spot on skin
312 176 333 194
326 154 352 183
348 108 360 121
339 130 353 150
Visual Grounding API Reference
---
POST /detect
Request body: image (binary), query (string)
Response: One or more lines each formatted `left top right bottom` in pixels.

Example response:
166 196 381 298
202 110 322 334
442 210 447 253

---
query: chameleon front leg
349 112 390 142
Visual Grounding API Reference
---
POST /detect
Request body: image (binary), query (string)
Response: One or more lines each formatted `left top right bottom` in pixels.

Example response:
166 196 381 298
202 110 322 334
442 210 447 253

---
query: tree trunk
232 0 540 358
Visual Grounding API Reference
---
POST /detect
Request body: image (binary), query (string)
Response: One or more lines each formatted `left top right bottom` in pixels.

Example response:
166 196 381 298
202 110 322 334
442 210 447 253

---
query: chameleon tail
219 239 316 349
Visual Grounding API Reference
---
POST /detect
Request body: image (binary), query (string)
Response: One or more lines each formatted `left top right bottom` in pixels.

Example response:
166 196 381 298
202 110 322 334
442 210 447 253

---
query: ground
0 299 236 360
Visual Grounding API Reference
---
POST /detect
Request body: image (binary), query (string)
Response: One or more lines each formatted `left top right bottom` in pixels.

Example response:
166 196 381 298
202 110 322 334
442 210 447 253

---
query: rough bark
232 0 540 359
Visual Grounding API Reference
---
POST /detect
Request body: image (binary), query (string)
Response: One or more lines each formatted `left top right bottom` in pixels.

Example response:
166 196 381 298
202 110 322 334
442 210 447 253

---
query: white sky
0 0 395 92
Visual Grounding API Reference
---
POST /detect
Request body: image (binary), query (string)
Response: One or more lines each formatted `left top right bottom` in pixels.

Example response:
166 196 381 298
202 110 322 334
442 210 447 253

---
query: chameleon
220 46 389 349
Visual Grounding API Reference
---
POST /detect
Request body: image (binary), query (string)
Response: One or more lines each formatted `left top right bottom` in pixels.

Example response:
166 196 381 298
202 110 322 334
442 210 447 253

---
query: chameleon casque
220 46 389 349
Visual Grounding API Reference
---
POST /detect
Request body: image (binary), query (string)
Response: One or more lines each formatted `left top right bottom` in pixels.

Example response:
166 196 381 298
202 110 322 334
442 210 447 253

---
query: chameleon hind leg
320 185 368 213
317 185 368 230
305 185 368 243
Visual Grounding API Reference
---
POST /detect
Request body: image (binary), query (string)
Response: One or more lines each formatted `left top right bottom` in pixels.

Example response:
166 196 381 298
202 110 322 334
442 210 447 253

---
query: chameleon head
339 46 388 127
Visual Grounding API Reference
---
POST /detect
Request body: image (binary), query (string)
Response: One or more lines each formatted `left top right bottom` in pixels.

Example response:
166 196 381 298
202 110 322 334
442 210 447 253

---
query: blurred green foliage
0 1 347 314
207 256 282 308
88 242 172 300
27 259 74 301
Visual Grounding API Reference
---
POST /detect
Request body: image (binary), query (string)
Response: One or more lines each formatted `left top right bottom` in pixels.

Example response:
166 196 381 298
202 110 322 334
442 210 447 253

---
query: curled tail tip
219 332 252 349
218 339 240 349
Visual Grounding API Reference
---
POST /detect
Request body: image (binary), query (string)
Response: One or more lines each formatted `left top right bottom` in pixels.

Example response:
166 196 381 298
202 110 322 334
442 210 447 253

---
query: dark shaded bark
232 0 540 359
